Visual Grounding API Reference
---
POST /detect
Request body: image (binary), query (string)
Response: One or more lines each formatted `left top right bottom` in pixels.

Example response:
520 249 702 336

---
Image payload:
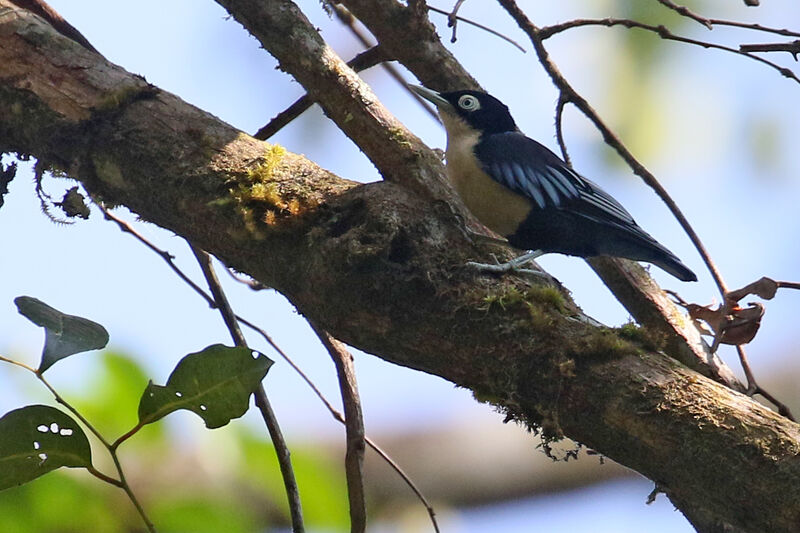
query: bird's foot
467 250 551 280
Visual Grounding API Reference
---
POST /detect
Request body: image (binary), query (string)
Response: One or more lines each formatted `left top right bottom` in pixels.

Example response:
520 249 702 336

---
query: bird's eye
457 95 481 111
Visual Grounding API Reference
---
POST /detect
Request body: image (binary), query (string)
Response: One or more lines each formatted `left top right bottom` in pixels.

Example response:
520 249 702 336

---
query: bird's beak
408 84 451 110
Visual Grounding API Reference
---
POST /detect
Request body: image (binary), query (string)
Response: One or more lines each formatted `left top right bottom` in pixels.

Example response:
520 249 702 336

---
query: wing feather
475 132 640 231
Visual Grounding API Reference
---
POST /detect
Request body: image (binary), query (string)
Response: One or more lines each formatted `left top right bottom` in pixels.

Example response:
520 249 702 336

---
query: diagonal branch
214 0 451 200
308 321 367 533
254 45 393 141
339 0 480 89
740 39 800 58
330 5 440 120
190 247 306 532
654 0 713 29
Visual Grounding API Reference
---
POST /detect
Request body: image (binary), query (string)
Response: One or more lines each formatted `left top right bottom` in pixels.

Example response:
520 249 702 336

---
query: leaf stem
0 353 157 531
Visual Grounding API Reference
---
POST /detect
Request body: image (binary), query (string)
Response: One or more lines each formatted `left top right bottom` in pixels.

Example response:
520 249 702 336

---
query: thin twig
38 372 155 531
734 345 795 420
245 324 441 532
427 4 526 52
190 246 305 533
710 19 800 39
309 320 367 533
753 382 795 420
740 40 800 58
190 247 246 342
735 344 758 393
538 17 800 85
734 346 795 420
445 0 467 42
86 465 123 487
253 391 305 533
98 205 440 531
363 436 440 532
225 267 267 291
254 46 394 140
654 0 712 30
554 92 571 167
97 203 216 308
654 1 800 39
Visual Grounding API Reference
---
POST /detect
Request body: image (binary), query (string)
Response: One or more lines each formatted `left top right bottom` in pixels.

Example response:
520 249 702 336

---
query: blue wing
474 132 638 230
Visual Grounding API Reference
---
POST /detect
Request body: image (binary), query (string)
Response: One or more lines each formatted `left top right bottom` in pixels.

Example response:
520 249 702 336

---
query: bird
409 84 697 282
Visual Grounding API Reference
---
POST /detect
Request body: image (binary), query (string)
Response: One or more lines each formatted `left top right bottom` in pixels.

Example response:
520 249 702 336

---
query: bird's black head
411 86 518 135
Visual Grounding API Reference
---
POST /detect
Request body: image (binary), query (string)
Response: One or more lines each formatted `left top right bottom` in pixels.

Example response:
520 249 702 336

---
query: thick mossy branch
2 5 800 532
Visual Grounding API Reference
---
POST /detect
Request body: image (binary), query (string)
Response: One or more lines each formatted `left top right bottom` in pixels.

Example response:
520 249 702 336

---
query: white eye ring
457 95 480 111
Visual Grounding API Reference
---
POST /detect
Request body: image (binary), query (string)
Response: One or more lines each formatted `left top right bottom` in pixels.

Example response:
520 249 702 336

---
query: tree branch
538 17 800 85
191 247 306 532
339 0 480 90
214 0 450 200
3 5 799 531
254 45 393 141
308 321 367 533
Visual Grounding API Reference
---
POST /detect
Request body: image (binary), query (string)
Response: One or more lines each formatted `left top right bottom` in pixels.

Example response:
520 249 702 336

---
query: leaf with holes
14 296 109 373
138 344 272 429
0 405 92 490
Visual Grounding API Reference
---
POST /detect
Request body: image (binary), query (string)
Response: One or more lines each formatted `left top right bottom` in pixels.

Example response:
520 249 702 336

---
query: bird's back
472 132 697 281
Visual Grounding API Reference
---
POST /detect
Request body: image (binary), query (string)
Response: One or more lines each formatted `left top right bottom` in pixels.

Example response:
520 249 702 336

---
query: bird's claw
467 251 552 280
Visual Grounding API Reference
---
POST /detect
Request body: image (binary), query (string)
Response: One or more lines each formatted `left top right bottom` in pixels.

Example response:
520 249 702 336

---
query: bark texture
1 3 799 532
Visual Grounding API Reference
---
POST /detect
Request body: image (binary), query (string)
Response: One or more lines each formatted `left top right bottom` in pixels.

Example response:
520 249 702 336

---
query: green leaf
138 344 272 429
0 405 92 491
14 296 109 373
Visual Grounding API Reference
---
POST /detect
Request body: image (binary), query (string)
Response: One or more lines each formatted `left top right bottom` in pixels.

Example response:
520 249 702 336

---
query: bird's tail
611 230 698 282
651 254 697 282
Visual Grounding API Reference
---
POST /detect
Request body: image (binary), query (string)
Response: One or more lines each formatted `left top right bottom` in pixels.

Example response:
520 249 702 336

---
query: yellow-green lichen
387 126 415 150
230 144 288 210
246 144 287 184
224 144 293 237
248 182 284 206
